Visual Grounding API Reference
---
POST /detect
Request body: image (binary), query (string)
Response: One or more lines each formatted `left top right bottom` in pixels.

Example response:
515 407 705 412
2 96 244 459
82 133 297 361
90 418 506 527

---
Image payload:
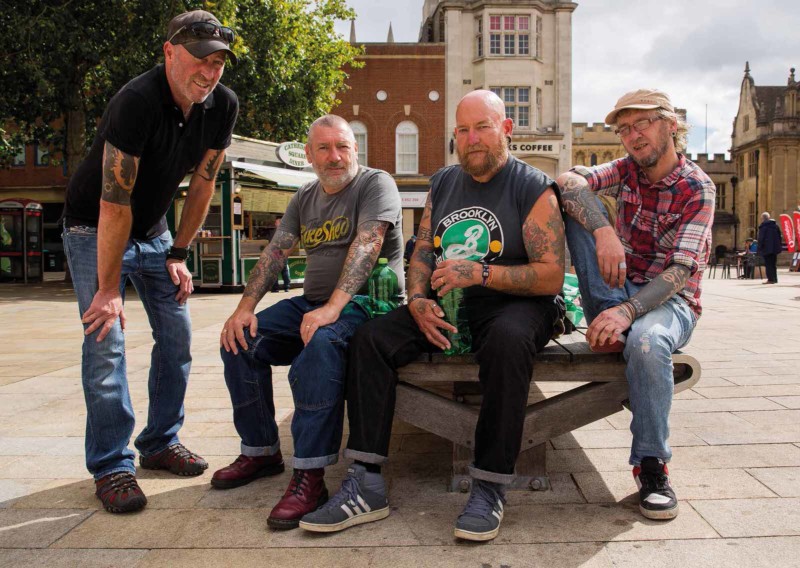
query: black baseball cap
167 10 237 64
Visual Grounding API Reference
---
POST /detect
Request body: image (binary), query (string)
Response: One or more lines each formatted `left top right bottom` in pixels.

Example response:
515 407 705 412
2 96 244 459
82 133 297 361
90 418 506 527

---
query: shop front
170 140 317 292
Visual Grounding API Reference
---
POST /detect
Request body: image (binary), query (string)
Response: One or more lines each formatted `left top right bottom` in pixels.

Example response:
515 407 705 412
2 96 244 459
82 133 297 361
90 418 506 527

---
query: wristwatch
167 245 191 262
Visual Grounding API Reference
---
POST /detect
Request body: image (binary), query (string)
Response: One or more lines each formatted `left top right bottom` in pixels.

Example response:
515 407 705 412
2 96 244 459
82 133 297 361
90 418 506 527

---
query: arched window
350 121 367 166
395 121 419 174
590 153 598 166
575 151 585 166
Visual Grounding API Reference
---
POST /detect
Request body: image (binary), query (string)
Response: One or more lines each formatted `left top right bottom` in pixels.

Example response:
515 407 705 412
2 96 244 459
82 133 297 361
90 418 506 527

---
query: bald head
456 90 507 123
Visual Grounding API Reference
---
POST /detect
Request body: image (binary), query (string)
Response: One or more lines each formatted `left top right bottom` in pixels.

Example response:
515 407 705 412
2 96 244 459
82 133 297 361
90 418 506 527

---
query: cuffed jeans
63 227 192 480
565 202 696 465
344 295 559 484
221 296 368 469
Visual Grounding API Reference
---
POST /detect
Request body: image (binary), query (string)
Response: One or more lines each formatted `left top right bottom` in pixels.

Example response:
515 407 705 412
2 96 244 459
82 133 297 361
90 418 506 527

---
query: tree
225 0 362 142
0 0 359 173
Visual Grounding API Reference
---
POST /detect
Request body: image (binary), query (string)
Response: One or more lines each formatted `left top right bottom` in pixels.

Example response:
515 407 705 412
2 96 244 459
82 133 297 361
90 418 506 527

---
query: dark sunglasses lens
220 27 235 43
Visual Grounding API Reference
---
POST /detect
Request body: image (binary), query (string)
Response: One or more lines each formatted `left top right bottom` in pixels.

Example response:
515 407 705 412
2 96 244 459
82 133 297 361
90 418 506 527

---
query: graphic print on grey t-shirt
434 206 504 264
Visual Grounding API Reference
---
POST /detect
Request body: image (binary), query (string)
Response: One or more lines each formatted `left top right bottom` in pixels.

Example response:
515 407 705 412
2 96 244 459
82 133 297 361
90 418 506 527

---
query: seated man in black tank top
300 90 565 542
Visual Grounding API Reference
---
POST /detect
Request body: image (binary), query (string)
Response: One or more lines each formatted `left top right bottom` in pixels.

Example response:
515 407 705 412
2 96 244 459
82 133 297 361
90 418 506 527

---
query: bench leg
449 442 549 493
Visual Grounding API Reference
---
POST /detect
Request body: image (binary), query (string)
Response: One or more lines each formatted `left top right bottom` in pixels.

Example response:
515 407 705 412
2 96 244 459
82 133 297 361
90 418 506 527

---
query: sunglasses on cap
168 21 235 45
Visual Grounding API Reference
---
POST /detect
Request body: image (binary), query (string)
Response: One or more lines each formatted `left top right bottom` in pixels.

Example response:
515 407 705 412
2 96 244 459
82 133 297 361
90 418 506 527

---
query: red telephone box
0 199 43 283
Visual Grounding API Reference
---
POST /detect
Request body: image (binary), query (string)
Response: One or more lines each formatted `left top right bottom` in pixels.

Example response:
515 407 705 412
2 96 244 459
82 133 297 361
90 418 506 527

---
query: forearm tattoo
624 264 690 319
101 142 138 206
243 229 298 302
560 173 610 233
407 193 435 296
336 220 389 296
198 149 225 182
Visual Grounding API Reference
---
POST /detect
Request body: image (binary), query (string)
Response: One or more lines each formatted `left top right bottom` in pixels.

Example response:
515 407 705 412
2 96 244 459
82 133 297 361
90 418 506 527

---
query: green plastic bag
562 273 584 327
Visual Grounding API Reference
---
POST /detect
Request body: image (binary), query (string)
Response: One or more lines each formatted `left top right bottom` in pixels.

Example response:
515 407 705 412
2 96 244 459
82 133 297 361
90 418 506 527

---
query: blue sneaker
454 479 506 541
299 464 389 533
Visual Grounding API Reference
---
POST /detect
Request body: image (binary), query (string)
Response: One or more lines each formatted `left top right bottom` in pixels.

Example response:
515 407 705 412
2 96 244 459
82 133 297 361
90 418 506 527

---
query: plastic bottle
439 288 472 355
367 258 399 317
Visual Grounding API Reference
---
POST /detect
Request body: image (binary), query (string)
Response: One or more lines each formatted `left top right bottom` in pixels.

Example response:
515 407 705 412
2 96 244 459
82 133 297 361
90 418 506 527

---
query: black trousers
764 253 778 283
344 294 559 478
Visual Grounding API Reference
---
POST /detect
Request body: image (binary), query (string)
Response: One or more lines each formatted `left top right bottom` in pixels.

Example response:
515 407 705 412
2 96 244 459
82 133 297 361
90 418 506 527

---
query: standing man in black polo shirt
61 10 238 513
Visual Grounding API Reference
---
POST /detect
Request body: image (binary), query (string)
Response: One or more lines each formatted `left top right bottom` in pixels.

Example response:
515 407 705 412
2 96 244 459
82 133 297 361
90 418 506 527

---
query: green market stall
170 159 316 291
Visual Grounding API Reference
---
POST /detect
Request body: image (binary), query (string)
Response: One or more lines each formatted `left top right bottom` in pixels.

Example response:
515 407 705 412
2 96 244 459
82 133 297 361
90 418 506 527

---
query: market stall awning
231 161 317 188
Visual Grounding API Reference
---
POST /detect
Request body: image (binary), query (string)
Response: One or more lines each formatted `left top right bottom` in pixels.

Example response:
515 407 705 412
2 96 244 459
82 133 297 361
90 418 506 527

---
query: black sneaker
454 479 506 541
634 457 679 520
95 472 147 513
299 464 389 533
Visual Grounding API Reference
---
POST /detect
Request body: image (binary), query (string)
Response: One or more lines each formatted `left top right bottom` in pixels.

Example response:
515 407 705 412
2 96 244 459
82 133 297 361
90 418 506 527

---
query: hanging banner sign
779 214 796 253
277 142 310 169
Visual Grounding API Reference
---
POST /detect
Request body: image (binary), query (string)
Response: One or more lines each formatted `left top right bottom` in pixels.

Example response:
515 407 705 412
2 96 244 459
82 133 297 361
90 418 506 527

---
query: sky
333 0 800 158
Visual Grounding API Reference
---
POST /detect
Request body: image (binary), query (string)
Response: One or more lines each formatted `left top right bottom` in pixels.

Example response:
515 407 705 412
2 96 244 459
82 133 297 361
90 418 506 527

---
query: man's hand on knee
586 304 633 349
221 308 258 355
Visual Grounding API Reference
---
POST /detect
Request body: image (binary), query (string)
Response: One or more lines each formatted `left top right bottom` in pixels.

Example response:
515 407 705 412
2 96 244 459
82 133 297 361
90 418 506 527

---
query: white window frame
395 121 419 175
490 86 531 128
488 14 530 57
350 120 368 167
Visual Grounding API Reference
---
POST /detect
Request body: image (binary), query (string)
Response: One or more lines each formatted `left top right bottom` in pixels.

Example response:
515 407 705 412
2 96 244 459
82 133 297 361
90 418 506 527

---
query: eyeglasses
614 117 662 138
168 22 235 45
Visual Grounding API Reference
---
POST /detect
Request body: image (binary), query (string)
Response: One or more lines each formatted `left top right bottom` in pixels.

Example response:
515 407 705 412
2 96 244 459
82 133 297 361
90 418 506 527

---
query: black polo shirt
63 64 238 239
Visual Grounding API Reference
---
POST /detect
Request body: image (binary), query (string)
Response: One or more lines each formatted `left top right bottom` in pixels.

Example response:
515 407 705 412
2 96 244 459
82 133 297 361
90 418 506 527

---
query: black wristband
407 293 428 304
167 246 190 262
481 261 490 287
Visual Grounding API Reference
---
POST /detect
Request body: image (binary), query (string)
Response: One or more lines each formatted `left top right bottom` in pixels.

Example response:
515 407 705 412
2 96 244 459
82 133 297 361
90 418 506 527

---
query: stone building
731 63 800 241
418 0 577 178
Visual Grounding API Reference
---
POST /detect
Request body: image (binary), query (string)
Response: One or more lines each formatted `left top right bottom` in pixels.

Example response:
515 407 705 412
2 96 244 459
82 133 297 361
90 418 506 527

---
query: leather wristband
481 261 491 287
407 293 428 305
166 246 190 262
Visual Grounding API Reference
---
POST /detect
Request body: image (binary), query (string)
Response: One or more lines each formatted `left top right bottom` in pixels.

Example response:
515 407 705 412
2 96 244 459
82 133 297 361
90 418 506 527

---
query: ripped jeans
220 296 368 469
565 211 696 465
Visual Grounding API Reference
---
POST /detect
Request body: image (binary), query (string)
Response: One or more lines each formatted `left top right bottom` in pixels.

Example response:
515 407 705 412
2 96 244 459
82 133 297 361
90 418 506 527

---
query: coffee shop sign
277 142 310 169
509 141 559 156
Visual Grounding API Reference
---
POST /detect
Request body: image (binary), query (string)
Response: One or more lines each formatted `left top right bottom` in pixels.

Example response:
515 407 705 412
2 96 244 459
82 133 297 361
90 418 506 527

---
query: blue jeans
565 203 696 465
62 226 192 480
220 296 368 469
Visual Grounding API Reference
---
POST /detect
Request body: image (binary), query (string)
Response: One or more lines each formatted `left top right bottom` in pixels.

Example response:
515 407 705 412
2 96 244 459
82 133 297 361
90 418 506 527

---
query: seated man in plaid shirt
557 89 715 521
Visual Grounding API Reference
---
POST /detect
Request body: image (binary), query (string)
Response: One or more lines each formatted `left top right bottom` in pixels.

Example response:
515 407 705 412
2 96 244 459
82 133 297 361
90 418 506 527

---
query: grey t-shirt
282 166 404 303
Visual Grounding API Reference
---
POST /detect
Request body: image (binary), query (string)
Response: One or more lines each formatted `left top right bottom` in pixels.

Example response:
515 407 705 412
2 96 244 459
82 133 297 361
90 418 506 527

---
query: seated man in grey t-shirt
214 115 404 530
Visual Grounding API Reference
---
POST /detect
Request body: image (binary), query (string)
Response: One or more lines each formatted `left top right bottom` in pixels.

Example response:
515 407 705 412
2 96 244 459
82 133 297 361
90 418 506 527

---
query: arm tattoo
560 173 610 233
407 193 435 297
336 220 389 296
624 265 690 319
101 142 138 206
198 149 225 182
243 229 299 303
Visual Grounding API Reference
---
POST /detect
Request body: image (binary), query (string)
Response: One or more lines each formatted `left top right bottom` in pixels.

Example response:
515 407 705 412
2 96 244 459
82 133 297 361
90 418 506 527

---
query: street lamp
730 175 738 247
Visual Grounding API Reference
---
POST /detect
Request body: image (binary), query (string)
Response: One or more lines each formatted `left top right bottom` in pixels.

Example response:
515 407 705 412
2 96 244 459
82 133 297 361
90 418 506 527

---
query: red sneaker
211 453 285 489
95 472 147 513
267 468 328 529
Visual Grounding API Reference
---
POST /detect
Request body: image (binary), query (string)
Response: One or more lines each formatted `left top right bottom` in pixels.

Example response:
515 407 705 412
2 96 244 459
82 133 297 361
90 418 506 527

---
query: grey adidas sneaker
454 479 507 542
299 464 390 533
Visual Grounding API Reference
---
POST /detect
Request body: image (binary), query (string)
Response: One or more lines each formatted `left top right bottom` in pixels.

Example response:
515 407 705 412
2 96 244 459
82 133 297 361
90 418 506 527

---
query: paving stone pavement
1 272 799 567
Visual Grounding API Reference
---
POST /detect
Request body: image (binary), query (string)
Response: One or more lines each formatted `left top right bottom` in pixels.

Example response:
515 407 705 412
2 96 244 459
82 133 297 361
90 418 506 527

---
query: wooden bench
395 340 701 492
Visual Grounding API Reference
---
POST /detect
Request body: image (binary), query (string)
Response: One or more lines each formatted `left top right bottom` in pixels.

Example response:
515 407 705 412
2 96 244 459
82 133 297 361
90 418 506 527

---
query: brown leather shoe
267 468 328 529
95 472 147 513
139 443 208 476
211 453 285 489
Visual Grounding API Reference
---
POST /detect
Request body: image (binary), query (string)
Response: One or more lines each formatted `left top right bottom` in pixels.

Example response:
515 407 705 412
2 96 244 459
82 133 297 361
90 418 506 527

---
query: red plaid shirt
572 155 715 317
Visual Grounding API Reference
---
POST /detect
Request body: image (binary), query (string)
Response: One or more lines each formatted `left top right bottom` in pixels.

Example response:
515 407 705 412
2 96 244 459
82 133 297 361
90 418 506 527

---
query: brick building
332 41 446 240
